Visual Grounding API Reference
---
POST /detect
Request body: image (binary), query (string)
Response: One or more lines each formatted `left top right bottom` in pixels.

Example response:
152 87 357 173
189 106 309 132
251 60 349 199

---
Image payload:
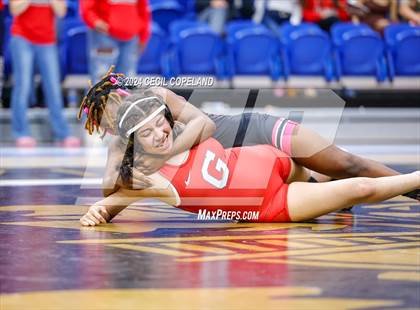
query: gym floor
0 143 419 310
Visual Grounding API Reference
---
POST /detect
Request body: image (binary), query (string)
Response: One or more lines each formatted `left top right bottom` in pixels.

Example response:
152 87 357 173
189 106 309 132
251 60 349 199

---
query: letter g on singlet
201 150 229 189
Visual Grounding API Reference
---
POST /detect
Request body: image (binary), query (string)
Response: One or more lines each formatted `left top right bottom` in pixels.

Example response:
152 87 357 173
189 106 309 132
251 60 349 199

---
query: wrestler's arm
82 180 175 226
153 87 216 156
102 136 153 197
102 136 125 197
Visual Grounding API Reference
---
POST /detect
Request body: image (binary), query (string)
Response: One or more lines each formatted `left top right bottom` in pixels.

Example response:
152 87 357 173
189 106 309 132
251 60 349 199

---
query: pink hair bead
116 88 130 96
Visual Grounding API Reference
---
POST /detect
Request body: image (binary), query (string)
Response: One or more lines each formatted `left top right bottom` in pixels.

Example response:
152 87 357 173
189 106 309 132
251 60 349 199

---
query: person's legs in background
36 43 80 147
0 8 4 106
10 36 36 147
116 36 139 77
87 30 119 83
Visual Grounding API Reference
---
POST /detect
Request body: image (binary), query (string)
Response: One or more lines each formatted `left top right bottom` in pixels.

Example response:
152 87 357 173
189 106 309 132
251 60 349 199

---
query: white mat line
0 178 102 187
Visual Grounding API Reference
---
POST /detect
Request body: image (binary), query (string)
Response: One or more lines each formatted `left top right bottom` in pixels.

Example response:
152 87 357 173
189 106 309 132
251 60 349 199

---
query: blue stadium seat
331 22 369 46
226 20 259 38
333 27 387 82
163 22 225 78
63 26 88 75
65 0 79 18
384 24 420 79
280 24 333 81
279 22 320 42
169 19 208 41
175 0 196 18
150 0 185 32
138 23 169 74
226 23 282 80
58 17 84 44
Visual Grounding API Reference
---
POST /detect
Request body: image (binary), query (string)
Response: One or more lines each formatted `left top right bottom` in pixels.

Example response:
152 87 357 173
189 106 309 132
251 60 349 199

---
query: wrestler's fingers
80 216 96 226
98 207 111 222
80 217 90 226
90 209 107 223
85 213 100 225
132 170 153 188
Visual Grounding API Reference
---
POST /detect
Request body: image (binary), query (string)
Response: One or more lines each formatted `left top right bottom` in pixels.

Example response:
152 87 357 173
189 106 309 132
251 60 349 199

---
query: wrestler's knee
352 178 376 200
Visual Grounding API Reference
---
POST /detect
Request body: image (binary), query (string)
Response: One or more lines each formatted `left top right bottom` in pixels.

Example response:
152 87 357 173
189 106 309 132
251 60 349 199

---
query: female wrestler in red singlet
79 93 420 226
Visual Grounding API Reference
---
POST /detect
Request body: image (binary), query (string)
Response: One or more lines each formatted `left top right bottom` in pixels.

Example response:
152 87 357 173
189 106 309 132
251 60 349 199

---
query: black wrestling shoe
403 189 420 201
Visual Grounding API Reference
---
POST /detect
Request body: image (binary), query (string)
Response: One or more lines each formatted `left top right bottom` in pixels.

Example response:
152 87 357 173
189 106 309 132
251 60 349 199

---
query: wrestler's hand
80 205 111 226
130 168 153 189
138 154 170 175
119 162 153 190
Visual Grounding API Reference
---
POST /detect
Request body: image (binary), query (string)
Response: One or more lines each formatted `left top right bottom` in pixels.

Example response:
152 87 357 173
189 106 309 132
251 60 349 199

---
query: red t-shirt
80 0 151 44
303 0 349 23
11 1 56 44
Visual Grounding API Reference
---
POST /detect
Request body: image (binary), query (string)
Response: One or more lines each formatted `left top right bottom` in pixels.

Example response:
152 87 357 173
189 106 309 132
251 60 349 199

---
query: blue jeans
10 36 69 140
87 30 139 83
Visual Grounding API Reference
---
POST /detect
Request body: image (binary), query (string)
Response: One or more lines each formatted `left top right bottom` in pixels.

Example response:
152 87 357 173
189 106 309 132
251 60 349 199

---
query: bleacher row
2 1 420 83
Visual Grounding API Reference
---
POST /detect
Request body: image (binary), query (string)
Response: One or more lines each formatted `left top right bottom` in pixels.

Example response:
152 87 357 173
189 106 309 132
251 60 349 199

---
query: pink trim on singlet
271 118 298 156
281 121 297 156
271 118 284 148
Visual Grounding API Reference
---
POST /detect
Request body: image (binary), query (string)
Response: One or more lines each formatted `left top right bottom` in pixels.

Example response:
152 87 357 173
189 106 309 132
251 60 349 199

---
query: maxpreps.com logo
197 209 260 221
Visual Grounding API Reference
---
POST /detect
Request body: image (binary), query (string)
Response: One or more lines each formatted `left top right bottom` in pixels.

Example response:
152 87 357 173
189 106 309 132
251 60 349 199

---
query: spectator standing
0 0 5 106
9 0 80 147
80 0 151 83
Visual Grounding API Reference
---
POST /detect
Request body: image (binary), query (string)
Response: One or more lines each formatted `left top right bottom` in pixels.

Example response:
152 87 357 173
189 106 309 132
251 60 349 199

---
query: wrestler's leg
287 172 420 222
289 124 400 179
211 112 400 179
286 158 311 183
211 113 419 200
268 116 419 200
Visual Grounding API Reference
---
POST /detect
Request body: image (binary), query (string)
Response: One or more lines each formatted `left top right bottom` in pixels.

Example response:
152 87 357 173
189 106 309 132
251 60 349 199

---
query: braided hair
78 68 184 187
77 66 134 137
